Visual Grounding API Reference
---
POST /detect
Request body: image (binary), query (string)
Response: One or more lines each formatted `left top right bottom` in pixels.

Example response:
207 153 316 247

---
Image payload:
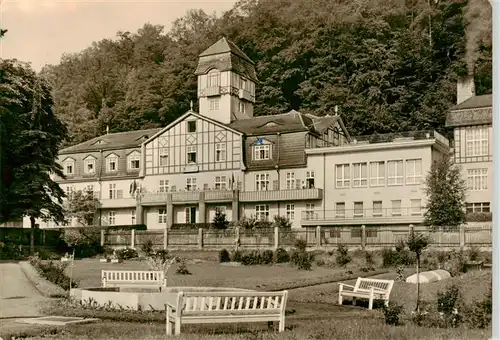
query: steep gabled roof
450 94 492 111
60 128 162 154
446 94 492 127
199 37 254 65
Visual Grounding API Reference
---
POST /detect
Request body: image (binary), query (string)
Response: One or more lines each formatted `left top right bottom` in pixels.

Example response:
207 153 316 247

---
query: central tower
194 37 258 124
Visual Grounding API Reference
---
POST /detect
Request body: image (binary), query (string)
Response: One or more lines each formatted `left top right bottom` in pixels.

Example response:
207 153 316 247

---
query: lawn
25 251 490 340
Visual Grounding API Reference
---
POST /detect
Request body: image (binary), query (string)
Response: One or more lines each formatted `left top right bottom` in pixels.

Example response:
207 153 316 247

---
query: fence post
361 225 366 250
131 229 135 248
460 224 466 250
100 229 105 247
274 227 279 250
164 228 168 250
316 226 321 249
198 228 203 249
235 227 240 251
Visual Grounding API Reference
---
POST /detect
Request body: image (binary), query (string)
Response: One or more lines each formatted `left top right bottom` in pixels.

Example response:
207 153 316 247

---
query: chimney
456 75 475 105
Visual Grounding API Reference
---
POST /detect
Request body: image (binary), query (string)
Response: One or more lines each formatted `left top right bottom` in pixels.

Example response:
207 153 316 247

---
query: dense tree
424 154 467 230
41 0 491 145
0 59 68 253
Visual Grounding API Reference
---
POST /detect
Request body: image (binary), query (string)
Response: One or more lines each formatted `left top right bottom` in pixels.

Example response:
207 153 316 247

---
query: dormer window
106 154 118 172
208 69 220 87
127 151 140 170
83 156 96 174
254 144 271 161
63 158 75 175
187 120 197 133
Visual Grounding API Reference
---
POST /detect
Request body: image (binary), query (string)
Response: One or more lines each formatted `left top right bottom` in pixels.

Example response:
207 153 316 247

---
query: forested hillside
40 0 492 146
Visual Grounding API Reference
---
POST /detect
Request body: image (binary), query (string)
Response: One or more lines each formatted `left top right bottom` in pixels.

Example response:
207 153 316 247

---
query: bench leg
166 306 173 336
384 299 389 308
368 298 373 310
279 316 285 332
352 297 356 306
174 317 181 335
338 294 343 306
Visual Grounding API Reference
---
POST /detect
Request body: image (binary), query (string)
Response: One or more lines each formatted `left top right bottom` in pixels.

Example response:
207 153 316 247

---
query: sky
0 0 238 71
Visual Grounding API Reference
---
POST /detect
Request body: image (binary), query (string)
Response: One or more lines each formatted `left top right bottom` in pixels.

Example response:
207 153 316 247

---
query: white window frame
466 127 489 156
406 159 422 185
208 69 220 87
335 202 346 218
391 200 402 216
209 98 220 111
410 199 422 216
305 203 315 220
372 201 383 217
215 176 227 190
215 143 226 162
466 202 490 213
305 171 315 189
255 173 270 191
335 164 350 188
353 202 364 217
186 177 197 191
63 159 75 175
187 145 197 164
387 160 403 186
286 204 295 221
128 152 140 170
106 155 118 172
238 101 245 113
131 210 136 224
255 205 270 222
84 158 95 174
369 161 385 187
159 148 169 166
285 172 296 189
108 211 116 226
352 162 368 187
159 180 169 193
254 144 271 160
467 168 488 190
158 209 167 224
109 183 117 199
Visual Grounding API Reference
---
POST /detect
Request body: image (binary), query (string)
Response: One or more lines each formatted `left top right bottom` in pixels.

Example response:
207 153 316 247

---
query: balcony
301 208 425 226
100 196 137 209
205 86 221 97
141 192 168 205
141 190 235 206
238 89 255 102
205 190 234 202
239 188 323 202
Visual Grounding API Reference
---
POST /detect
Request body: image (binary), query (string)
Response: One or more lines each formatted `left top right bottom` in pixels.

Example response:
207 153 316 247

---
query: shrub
273 216 292 229
463 299 492 329
445 250 468 276
29 254 77 290
396 265 405 282
335 244 350 267
382 302 404 326
274 248 290 263
140 240 154 257
231 249 243 263
212 208 229 230
360 251 375 272
261 250 274 265
290 250 312 270
436 284 463 328
219 249 231 263
294 238 307 252
382 248 398 267
468 246 480 262
175 259 191 275
115 247 138 261
241 250 261 266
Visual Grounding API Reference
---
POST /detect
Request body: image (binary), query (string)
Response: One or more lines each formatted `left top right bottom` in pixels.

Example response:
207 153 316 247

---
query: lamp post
490 1 499 339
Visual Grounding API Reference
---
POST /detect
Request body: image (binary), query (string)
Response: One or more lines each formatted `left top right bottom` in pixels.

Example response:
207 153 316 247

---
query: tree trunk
30 215 35 255
416 255 421 312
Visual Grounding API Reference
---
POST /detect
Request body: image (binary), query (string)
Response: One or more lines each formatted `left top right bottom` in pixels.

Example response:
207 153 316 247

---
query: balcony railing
205 86 221 97
141 190 235 205
239 188 323 202
100 195 136 208
205 190 234 202
301 207 425 225
238 89 255 102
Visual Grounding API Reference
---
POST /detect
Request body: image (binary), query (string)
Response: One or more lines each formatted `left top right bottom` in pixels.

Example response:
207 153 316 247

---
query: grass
23 250 491 340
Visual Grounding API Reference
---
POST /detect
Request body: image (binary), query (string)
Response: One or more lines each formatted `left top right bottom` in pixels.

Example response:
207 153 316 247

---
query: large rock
406 269 451 284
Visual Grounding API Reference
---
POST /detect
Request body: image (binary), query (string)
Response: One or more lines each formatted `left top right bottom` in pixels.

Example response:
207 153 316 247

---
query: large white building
20 38 491 230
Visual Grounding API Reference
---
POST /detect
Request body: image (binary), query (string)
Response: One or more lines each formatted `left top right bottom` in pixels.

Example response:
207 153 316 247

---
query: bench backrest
101 270 165 283
173 291 288 317
354 278 394 297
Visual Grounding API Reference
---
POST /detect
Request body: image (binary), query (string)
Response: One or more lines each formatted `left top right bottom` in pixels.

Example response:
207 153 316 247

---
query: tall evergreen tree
424 153 467 230
0 59 68 253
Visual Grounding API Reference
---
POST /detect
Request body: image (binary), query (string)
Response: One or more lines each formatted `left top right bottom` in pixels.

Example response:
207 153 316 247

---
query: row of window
335 159 423 188
255 171 316 191
63 152 140 176
329 199 423 218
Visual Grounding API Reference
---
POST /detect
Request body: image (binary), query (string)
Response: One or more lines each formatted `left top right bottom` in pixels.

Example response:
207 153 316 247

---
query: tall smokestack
456 75 476 105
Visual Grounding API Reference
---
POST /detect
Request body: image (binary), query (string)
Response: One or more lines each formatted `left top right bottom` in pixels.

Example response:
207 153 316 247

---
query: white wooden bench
165 290 288 336
338 277 394 310
101 270 166 290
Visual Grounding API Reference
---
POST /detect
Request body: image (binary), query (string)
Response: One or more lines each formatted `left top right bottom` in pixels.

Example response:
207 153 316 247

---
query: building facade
21 37 475 230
